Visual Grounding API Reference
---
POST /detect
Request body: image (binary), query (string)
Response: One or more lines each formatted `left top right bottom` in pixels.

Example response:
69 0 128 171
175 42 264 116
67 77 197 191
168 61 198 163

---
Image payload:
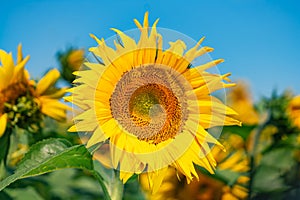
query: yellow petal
147 167 168 193
149 18 160 42
0 114 8 138
168 40 186 56
86 127 108 148
36 69 60 95
83 62 106 73
119 171 134 183
68 124 78 132
110 28 137 50
89 34 103 45
232 185 248 199
222 192 239 200
194 59 224 72
0 50 14 89
73 70 101 89
143 11 149 28
13 55 30 82
183 37 205 62
17 44 23 64
133 19 143 30
64 95 89 110
218 151 244 170
38 98 69 121
199 113 241 128
42 87 67 99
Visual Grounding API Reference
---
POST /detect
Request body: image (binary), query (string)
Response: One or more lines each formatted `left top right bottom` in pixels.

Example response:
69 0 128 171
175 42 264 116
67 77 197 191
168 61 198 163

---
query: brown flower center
110 64 189 144
0 81 29 113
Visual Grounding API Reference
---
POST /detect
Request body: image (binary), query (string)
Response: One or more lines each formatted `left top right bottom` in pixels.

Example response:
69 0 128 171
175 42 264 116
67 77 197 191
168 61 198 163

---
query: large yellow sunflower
288 95 300 129
0 45 68 136
67 12 241 192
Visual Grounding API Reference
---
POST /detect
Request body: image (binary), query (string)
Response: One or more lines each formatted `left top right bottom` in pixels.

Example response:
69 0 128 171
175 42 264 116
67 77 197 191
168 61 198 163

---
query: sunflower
67 49 85 71
58 48 85 83
0 45 30 137
67 12 240 192
227 81 259 125
0 45 68 136
287 95 300 129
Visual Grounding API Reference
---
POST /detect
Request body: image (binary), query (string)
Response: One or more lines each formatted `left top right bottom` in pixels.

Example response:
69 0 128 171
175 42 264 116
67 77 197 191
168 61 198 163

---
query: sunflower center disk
129 85 162 126
129 84 182 142
110 64 188 144
0 82 29 112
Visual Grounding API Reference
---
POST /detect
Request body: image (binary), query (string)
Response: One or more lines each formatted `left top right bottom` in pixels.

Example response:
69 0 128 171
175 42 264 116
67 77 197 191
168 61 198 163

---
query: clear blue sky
1 0 299 100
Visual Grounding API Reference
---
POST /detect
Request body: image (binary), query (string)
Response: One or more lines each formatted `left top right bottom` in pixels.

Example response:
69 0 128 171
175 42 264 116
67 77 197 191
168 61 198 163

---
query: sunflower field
1 2 300 200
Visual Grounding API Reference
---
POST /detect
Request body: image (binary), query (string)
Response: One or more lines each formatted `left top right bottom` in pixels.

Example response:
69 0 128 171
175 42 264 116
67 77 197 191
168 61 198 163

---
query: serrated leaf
0 138 93 191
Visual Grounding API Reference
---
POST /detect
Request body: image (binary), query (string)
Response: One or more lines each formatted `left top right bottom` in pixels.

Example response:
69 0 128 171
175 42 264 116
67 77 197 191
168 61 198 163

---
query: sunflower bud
4 94 43 133
57 48 85 84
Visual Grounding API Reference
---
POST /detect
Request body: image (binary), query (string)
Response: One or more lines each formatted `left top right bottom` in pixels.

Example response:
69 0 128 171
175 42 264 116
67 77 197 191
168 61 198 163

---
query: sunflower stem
0 127 12 165
0 127 12 179
111 170 124 200
248 112 270 199
92 170 112 200
91 160 124 200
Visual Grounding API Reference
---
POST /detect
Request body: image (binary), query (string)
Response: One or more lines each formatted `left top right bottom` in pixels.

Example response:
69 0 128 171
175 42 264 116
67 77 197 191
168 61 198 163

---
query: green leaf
4 186 44 200
253 165 289 193
44 168 103 199
195 165 243 187
0 190 12 200
0 128 11 165
0 138 93 191
123 176 146 200
214 169 242 187
260 147 295 171
223 125 256 141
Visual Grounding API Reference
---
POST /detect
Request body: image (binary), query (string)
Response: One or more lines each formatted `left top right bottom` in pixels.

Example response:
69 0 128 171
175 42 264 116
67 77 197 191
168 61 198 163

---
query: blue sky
1 0 299 100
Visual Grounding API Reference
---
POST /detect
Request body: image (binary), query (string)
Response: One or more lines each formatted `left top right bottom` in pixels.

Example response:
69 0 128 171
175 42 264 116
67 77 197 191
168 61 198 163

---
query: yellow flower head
67 12 240 192
227 81 259 125
67 49 85 71
58 48 85 84
0 45 30 136
287 95 300 129
0 45 69 136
